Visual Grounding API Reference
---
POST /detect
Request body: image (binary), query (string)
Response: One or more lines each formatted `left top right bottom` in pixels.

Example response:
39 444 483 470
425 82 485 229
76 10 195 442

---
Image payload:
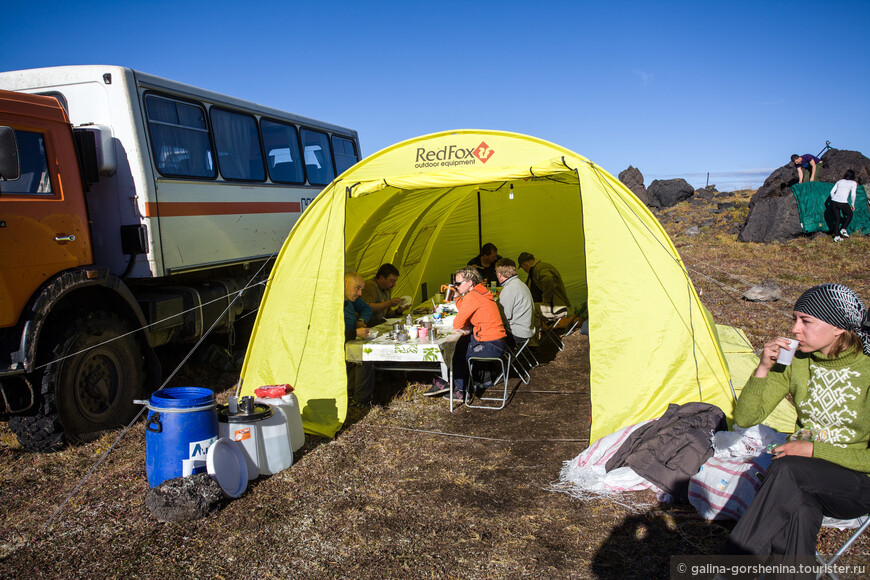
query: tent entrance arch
239 130 736 442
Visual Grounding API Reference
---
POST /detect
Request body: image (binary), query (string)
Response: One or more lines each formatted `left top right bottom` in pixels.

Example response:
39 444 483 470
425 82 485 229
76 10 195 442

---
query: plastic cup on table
776 338 799 365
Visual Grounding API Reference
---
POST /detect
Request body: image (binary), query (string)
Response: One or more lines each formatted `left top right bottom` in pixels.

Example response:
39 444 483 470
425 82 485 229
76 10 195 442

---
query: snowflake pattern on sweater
798 364 861 446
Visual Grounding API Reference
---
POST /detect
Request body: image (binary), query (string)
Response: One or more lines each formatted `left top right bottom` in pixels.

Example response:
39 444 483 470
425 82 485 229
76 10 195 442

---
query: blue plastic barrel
145 387 218 487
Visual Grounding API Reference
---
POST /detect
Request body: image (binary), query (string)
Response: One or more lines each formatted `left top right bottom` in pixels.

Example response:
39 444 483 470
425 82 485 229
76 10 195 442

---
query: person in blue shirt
344 272 375 405
790 153 820 183
344 271 373 339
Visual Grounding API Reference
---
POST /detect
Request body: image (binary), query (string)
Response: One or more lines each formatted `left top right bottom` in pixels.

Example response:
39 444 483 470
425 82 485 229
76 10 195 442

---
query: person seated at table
494 258 537 347
425 267 506 401
517 252 571 321
344 272 375 406
361 263 408 326
467 242 502 287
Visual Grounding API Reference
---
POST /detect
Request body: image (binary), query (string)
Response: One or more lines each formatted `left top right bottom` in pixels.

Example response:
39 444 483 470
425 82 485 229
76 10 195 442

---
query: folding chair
510 336 540 384
815 515 870 580
465 349 512 410
540 310 568 351
562 315 584 338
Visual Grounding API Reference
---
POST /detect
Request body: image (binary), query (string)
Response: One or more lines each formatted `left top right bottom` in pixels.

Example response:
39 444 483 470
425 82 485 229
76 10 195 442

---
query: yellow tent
239 129 739 442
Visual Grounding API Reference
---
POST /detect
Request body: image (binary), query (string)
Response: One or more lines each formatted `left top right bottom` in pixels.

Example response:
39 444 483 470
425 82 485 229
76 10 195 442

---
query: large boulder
739 149 870 242
647 178 694 207
618 166 652 206
738 195 802 242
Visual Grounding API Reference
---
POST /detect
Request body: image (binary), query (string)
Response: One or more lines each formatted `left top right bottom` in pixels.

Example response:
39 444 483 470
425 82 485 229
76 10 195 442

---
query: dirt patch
2 190 869 578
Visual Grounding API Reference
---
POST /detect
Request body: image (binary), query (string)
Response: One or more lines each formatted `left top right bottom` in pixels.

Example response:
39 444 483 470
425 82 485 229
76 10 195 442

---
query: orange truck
0 66 360 451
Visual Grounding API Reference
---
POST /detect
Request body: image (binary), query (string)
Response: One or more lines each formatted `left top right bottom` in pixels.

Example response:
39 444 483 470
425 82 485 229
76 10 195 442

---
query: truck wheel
10 311 146 451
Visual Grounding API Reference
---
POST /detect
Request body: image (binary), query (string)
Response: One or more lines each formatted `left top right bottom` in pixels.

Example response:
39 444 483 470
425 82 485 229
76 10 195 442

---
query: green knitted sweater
734 347 870 473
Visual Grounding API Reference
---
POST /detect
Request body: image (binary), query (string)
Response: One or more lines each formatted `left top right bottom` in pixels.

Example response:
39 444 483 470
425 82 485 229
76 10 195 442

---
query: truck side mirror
0 126 21 182
74 124 117 179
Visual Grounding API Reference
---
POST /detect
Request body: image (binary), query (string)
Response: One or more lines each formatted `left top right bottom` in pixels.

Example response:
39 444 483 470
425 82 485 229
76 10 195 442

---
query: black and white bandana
793 283 870 355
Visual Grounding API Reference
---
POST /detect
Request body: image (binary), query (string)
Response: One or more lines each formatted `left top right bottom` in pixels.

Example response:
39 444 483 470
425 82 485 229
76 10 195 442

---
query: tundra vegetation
1 190 868 579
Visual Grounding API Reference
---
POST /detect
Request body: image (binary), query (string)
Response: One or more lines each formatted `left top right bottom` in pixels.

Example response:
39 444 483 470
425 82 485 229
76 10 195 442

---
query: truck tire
10 311 146 451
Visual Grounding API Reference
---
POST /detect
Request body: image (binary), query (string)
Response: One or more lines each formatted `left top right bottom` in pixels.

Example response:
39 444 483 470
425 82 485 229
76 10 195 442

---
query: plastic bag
254 384 293 398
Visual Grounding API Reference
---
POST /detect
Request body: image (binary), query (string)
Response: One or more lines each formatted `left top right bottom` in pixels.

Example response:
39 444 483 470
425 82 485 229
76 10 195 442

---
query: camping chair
562 315 583 338
507 336 534 384
465 349 513 410
540 308 569 351
815 515 870 580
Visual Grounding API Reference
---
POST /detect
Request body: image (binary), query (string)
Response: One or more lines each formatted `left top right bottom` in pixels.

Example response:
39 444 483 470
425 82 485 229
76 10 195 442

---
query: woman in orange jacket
449 267 507 401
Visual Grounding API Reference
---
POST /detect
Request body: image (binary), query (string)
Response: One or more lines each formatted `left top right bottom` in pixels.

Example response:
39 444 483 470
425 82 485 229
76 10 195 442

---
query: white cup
776 338 800 365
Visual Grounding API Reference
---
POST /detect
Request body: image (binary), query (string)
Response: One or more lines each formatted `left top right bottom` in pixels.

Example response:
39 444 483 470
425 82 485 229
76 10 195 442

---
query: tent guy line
373 425 590 444
685 264 795 321
30 279 270 374
43 258 272 529
589 162 707 399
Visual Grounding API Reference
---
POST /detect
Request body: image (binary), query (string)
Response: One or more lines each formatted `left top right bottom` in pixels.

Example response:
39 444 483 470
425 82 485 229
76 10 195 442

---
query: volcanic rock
145 472 228 522
648 178 694 208
739 149 870 242
743 280 783 302
693 186 718 201
738 195 802 243
619 166 652 206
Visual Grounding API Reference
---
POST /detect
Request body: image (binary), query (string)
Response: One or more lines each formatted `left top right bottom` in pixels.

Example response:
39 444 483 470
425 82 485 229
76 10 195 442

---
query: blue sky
3 0 868 190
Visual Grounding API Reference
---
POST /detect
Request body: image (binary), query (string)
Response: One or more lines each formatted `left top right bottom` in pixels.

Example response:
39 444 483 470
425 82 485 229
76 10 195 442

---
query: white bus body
0 65 360 278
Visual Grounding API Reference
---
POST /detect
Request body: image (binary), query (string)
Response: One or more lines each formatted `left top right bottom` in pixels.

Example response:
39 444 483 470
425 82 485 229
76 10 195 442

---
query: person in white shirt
494 258 537 346
830 169 858 242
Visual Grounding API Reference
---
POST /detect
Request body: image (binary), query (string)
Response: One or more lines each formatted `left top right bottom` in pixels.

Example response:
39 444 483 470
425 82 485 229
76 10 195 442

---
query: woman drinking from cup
723 284 870 563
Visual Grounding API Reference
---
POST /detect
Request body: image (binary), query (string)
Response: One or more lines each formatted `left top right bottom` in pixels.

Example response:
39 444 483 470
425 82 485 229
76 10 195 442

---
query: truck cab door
0 126 93 328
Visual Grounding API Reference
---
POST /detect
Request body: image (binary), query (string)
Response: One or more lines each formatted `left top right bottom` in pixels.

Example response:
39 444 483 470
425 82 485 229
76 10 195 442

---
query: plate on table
412 306 432 315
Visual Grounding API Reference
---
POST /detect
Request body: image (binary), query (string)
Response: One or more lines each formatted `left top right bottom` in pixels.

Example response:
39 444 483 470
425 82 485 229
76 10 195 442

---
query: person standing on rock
830 169 858 242
790 153 820 183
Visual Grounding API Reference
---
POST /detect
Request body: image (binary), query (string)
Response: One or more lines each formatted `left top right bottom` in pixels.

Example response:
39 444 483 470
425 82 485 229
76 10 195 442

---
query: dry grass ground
1 189 868 579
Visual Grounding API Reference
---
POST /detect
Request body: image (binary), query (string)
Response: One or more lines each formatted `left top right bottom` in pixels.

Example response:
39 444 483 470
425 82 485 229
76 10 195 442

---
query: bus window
332 135 359 176
300 128 334 185
3 130 53 194
261 119 304 184
145 94 215 178
211 108 265 182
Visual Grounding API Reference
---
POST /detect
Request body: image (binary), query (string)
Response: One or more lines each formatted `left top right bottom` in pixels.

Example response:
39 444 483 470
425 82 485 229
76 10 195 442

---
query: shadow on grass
592 508 732 579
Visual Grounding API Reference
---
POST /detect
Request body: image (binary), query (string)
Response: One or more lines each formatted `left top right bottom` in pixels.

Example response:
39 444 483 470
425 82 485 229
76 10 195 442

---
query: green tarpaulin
791 182 870 234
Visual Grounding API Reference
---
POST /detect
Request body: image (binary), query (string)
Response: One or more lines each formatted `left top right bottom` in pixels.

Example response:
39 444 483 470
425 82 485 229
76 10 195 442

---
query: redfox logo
413 142 496 169
415 145 474 162
473 142 494 163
